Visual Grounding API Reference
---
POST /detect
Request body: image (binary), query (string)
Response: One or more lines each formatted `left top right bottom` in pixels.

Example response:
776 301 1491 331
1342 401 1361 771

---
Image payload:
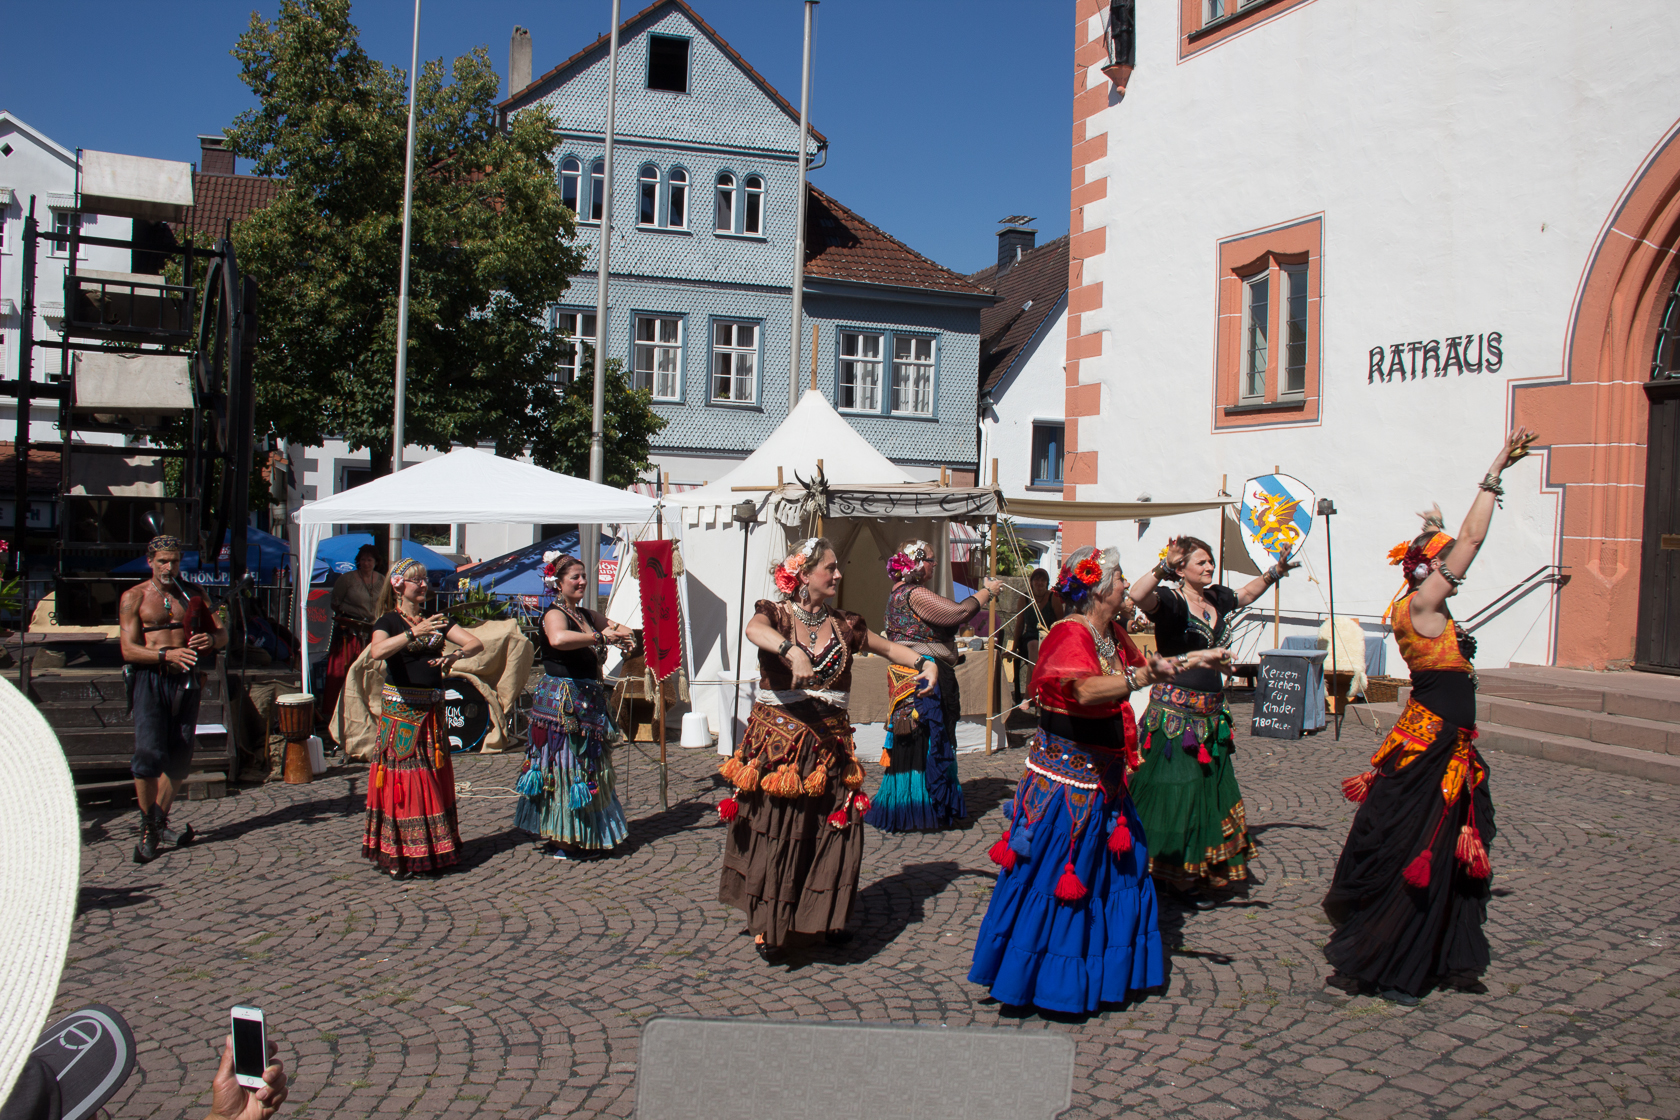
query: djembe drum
276 693 316 784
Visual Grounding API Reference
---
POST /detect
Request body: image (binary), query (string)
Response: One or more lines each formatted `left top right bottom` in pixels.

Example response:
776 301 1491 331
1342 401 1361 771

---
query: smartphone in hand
230 1006 267 1089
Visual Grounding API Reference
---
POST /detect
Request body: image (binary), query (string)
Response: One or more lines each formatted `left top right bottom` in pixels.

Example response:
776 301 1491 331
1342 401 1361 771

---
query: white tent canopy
294 447 660 692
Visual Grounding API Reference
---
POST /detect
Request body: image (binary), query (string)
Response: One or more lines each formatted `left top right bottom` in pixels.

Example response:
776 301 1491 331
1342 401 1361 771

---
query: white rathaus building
1052 0 1680 673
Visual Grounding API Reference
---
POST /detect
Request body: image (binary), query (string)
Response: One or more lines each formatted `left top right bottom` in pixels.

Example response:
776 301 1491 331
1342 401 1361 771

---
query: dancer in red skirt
362 557 482 878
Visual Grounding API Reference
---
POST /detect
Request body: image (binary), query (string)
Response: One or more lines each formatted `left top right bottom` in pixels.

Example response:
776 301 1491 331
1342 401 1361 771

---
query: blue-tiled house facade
499 0 993 481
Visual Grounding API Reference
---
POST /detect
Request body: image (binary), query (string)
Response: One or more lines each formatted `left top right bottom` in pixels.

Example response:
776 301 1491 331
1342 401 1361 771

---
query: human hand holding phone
208 1024 287 1120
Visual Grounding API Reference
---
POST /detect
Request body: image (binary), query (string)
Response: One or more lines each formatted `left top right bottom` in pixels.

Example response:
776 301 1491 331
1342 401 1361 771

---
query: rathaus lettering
1368 333 1503 383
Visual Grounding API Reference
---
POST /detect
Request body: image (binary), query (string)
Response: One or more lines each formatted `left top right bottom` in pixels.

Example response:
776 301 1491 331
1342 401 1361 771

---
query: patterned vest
884 583 948 646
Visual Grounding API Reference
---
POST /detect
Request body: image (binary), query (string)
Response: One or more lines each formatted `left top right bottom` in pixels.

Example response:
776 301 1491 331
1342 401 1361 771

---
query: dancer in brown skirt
717 537 938 963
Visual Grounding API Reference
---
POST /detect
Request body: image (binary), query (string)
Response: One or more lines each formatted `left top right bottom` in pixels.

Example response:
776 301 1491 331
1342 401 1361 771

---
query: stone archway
1513 118 1680 669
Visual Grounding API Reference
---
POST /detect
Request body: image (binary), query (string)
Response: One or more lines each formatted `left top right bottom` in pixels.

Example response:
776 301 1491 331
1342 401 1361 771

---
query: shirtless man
119 534 227 864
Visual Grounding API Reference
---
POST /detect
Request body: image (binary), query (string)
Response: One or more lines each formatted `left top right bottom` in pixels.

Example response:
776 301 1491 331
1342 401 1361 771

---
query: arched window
714 172 735 233
559 157 581 214
667 167 688 229
743 174 764 235
639 164 660 226
589 160 605 222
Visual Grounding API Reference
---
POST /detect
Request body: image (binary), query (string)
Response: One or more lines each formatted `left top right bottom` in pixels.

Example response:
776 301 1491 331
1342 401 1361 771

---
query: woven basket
1363 675 1407 704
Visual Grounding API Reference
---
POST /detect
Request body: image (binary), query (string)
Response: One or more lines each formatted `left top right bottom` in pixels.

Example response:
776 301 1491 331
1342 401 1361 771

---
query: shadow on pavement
809 860 992 967
618 797 716 858
953 776 1015 832
194 785 363 844
77 884 158 917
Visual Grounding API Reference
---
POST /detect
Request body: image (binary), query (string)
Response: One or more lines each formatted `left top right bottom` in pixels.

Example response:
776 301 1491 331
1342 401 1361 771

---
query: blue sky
0 0 1070 276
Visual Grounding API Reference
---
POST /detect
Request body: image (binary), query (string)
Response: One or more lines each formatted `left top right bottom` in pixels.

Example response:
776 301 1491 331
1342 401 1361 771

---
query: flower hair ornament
773 537 822 597
1054 553 1112 607
540 550 569 590
886 541 934 582
1387 505 1454 585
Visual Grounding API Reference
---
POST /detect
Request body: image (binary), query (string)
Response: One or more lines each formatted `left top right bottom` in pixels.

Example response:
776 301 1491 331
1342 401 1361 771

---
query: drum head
441 684 490 753
277 693 314 705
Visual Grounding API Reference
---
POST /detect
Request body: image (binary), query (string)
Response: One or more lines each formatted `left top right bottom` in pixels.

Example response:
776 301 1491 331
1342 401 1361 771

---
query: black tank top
537 607 604 681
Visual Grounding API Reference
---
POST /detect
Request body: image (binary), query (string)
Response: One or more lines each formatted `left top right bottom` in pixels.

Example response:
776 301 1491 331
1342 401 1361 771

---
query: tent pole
985 457 998 755
655 472 668 810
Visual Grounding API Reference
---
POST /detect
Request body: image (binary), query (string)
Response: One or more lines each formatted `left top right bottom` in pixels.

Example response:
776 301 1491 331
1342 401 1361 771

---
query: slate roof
172 172 283 241
499 0 827 144
805 187 992 298
968 233 1069 393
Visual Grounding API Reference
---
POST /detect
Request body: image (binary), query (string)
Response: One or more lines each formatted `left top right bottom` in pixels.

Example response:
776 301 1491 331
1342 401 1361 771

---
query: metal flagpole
788 1 817 417
585 0 622 611
390 0 422 570
1319 498 1341 740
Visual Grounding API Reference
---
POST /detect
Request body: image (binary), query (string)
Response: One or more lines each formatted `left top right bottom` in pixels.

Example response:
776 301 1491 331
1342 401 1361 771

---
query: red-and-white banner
635 539 683 682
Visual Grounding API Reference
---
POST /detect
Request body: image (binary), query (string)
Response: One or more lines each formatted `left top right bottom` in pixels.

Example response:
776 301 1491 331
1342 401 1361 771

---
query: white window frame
49 208 79 258
559 157 581 214
890 334 936 416
1030 421 1065 487
552 308 597 385
589 160 605 223
837 331 883 412
709 318 759 404
714 172 735 233
638 164 660 227
1281 262 1308 398
666 167 688 229
1242 272 1269 401
633 313 683 401
742 174 764 235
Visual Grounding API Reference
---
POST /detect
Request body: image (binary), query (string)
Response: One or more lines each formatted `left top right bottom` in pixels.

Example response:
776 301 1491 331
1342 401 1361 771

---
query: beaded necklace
559 602 608 663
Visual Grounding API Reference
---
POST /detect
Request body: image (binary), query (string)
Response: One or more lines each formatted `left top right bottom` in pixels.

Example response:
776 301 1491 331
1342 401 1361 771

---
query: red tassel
717 796 739 822
1107 818 1132 854
1341 771 1376 803
1456 824 1491 878
1053 862 1089 903
827 809 850 829
1196 744 1212 765
1402 850 1433 889
988 831 1017 870
853 792 872 815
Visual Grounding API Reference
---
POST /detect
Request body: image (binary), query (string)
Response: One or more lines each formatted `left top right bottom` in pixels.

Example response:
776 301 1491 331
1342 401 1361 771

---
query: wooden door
1636 379 1680 672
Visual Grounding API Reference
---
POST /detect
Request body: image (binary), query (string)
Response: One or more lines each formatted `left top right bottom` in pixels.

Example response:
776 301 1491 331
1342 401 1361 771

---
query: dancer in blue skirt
969 546 1226 1012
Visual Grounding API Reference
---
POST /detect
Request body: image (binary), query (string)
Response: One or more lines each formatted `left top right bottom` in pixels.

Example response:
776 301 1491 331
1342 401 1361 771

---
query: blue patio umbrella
453 531 617 599
311 534 458 584
112 526 291 584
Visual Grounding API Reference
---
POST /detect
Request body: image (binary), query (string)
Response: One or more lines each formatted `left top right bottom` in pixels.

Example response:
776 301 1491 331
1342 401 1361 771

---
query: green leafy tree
531 357 665 489
225 0 661 492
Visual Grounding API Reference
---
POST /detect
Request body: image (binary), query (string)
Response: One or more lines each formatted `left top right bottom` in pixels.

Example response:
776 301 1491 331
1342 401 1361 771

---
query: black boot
133 809 160 864
152 805 193 848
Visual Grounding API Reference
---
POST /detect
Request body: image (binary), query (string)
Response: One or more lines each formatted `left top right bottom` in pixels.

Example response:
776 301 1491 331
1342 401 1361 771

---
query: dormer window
715 172 735 233
743 175 764 235
648 35 689 93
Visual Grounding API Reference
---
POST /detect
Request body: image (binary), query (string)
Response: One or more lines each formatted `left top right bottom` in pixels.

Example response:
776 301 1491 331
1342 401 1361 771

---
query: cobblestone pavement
63 699 1680 1120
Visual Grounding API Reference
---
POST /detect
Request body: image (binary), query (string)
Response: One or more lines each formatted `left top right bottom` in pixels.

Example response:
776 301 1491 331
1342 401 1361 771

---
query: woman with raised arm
717 537 939 963
864 540 1004 832
513 553 638 860
1321 427 1535 1004
363 558 483 878
969 547 1228 1012
1124 536 1293 906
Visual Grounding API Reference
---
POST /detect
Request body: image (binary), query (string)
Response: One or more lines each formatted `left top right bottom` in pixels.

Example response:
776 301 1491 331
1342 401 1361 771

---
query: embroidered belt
1141 684 1230 759
1152 683 1224 715
382 684 443 708
758 688 849 709
1371 697 1485 803
1026 730 1126 791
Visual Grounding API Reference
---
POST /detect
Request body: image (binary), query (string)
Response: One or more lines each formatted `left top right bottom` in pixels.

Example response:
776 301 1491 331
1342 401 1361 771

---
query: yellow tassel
735 764 760 794
718 757 742 783
771 763 803 798
803 765 828 797
372 765 383 790
842 758 865 790
879 749 892 768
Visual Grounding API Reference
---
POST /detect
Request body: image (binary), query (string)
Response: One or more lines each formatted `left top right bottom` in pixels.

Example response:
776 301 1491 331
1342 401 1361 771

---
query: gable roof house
499 0 994 487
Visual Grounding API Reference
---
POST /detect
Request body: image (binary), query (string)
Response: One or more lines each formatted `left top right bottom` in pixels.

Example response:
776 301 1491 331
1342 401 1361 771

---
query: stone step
1477 695 1680 756
33 701 227 729
1476 723 1680 786
1478 667 1680 724
29 676 229 704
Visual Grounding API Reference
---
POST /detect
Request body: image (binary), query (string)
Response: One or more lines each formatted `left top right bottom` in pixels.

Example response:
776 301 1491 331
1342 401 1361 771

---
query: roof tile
172 172 283 241
969 234 1069 392
805 187 992 298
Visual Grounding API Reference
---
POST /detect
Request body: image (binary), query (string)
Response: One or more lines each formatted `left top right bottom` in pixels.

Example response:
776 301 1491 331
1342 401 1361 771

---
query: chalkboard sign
1252 654 1308 739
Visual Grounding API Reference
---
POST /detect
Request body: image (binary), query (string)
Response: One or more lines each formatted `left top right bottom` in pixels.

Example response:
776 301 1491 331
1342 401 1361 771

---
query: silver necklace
788 601 828 627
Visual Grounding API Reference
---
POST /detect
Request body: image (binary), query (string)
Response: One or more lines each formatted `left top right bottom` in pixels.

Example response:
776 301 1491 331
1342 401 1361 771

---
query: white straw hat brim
0 676 80 1105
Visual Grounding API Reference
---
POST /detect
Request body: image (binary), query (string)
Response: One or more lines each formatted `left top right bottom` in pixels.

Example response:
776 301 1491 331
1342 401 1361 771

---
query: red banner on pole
635 539 683 682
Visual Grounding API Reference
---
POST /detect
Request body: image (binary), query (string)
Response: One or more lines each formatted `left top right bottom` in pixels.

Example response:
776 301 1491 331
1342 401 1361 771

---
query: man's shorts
130 665 201 782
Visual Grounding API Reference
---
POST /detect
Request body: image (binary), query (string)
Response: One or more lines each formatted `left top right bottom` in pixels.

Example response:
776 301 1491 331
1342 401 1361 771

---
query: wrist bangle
1123 665 1138 691
777 638 793 658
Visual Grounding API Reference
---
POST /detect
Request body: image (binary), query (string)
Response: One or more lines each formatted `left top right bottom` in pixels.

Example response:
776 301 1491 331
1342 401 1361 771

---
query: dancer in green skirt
1126 536 1291 907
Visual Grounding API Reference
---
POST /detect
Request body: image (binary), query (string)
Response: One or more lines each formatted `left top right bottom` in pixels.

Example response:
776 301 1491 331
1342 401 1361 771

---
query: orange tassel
1402 850 1433 888
1108 818 1132 854
774 764 805 798
1456 824 1491 878
842 759 865 789
717 796 739 822
372 765 382 790
1342 771 1377 803
803 765 828 797
988 831 1017 869
879 749 892 768
718 757 742 784
1053 862 1089 903
735 764 760 794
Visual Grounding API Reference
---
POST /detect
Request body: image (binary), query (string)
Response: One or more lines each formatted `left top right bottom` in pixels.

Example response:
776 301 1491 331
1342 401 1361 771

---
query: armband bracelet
1122 666 1138 691
1438 563 1465 588
777 638 793 658
1478 473 1505 507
